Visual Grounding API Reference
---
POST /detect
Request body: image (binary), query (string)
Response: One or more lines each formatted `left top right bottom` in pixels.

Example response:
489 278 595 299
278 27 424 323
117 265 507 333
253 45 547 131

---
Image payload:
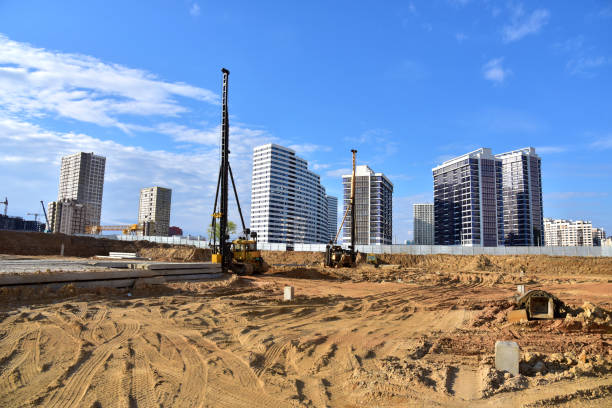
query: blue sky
0 0 610 241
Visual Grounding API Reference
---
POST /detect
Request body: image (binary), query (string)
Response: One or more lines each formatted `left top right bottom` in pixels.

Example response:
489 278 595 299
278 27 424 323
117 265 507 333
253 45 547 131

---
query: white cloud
0 34 217 130
0 114 259 234
288 143 332 155
326 168 352 178
189 3 201 17
590 135 612 150
482 58 511 83
534 146 568 154
567 56 610 76
455 32 468 43
502 7 550 43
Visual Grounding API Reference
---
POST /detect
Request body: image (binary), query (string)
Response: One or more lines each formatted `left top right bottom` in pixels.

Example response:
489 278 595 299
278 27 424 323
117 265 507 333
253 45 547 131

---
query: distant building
168 226 183 236
592 227 606 246
48 152 106 234
47 199 87 234
413 203 434 245
495 147 544 246
326 195 338 242
433 148 503 247
0 214 45 232
138 186 172 236
602 237 612 247
544 218 593 246
250 144 329 244
342 165 393 245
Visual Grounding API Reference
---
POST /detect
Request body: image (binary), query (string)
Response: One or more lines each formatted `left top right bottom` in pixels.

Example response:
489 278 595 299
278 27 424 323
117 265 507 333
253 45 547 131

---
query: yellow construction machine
209 68 267 275
230 238 268 275
325 149 358 268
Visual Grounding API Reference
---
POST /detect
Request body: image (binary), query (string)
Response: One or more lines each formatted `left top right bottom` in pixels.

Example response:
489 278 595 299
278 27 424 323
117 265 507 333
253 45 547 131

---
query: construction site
0 69 610 408
0 230 610 407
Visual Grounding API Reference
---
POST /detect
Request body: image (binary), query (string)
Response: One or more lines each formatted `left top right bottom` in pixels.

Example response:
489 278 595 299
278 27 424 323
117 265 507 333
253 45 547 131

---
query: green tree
207 220 237 241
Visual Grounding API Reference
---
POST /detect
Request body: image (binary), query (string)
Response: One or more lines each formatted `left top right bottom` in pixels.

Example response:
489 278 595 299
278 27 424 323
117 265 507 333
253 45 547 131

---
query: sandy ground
0 259 611 407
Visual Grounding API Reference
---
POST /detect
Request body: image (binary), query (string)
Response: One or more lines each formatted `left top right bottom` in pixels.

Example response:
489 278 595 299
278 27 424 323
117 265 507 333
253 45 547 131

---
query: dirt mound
0 230 211 261
138 246 211 262
560 302 612 333
261 251 612 276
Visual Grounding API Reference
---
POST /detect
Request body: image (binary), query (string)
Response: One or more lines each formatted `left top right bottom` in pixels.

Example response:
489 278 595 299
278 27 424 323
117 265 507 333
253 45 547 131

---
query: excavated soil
0 256 610 407
0 231 210 261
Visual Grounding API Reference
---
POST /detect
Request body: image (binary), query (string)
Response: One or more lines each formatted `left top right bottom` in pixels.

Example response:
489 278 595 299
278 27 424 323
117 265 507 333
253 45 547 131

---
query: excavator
325 149 358 268
209 68 267 275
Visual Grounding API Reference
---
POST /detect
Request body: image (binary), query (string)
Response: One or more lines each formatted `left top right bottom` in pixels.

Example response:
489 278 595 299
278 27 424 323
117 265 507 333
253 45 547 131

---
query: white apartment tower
251 144 329 244
326 195 338 242
413 203 434 245
138 187 172 236
342 165 393 245
592 227 606 246
49 152 106 234
544 218 593 246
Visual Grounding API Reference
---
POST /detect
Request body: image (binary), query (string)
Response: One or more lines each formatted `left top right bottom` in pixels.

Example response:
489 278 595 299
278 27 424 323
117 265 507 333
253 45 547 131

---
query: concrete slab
284 286 294 301
134 262 216 270
507 309 528 323
495 341 519 376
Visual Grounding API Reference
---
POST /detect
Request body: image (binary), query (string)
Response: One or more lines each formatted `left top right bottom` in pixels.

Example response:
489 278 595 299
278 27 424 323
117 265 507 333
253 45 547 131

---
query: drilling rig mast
210 68 266 274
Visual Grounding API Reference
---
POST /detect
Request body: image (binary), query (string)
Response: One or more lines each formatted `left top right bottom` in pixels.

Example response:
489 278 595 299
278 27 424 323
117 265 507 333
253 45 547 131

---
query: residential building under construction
138 186 172 236
48 152 106 234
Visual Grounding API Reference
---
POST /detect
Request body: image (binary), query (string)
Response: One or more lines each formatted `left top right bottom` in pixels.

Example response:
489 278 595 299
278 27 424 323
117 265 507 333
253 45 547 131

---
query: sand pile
138 246 212 262
561 302 612 333
261 251 612 276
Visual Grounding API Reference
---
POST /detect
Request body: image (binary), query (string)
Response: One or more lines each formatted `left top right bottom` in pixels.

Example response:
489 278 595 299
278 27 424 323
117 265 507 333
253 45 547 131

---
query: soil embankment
0 231 211 261
262 251 612 276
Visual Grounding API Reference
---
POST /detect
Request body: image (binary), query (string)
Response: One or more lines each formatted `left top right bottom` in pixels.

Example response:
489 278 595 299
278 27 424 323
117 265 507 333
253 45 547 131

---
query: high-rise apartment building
49 152 106 234
544 218 593 246
326 195 338 242
413 203 434 245
342 165 393 245
138 186 172 236
495 148 544 246
593 227 606 246
433 148 503 247
250 144 329 244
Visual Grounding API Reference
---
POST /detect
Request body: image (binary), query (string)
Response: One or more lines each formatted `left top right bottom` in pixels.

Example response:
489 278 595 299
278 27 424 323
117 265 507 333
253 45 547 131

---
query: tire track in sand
43 319 140 408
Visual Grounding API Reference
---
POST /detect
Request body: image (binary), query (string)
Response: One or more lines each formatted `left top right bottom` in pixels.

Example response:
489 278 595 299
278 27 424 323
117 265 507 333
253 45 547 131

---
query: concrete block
517 284 525 295
495 341 519 376
284 286 294 301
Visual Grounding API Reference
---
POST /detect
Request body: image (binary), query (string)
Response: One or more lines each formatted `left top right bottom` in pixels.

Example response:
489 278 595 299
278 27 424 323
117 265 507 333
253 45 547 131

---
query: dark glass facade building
433 148 504 247
495 148 544 246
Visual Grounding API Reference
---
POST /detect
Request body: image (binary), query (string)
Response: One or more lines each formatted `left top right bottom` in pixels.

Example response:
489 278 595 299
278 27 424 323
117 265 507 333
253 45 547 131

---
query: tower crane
1 197 7 216
27 212 42 223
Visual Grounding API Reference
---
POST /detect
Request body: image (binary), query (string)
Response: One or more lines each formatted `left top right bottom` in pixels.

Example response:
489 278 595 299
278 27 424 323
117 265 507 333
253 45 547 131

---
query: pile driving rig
210 68 267 275
325 149 358 268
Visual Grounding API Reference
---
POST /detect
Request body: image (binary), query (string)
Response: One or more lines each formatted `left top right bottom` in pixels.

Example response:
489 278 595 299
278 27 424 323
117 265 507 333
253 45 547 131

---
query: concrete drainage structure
515 290 564 320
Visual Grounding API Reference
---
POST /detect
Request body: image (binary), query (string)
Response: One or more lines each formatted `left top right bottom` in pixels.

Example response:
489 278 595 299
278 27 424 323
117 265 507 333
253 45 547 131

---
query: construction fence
86 234 612 257
256 242 612 257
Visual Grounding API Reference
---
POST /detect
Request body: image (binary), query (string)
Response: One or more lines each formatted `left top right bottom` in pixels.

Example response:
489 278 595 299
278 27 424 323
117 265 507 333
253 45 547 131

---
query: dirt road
0 264 610 407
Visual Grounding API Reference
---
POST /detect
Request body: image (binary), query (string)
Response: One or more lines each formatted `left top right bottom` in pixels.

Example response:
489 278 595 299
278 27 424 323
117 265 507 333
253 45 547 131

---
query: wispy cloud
544 192 609 200
455 32 468 43
288 143 332 155
482 58 511 83
0 34 217 131
567 56 610 76
502 6 550 43
590 134 612 150
189 3 201 17
535 146 568 154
